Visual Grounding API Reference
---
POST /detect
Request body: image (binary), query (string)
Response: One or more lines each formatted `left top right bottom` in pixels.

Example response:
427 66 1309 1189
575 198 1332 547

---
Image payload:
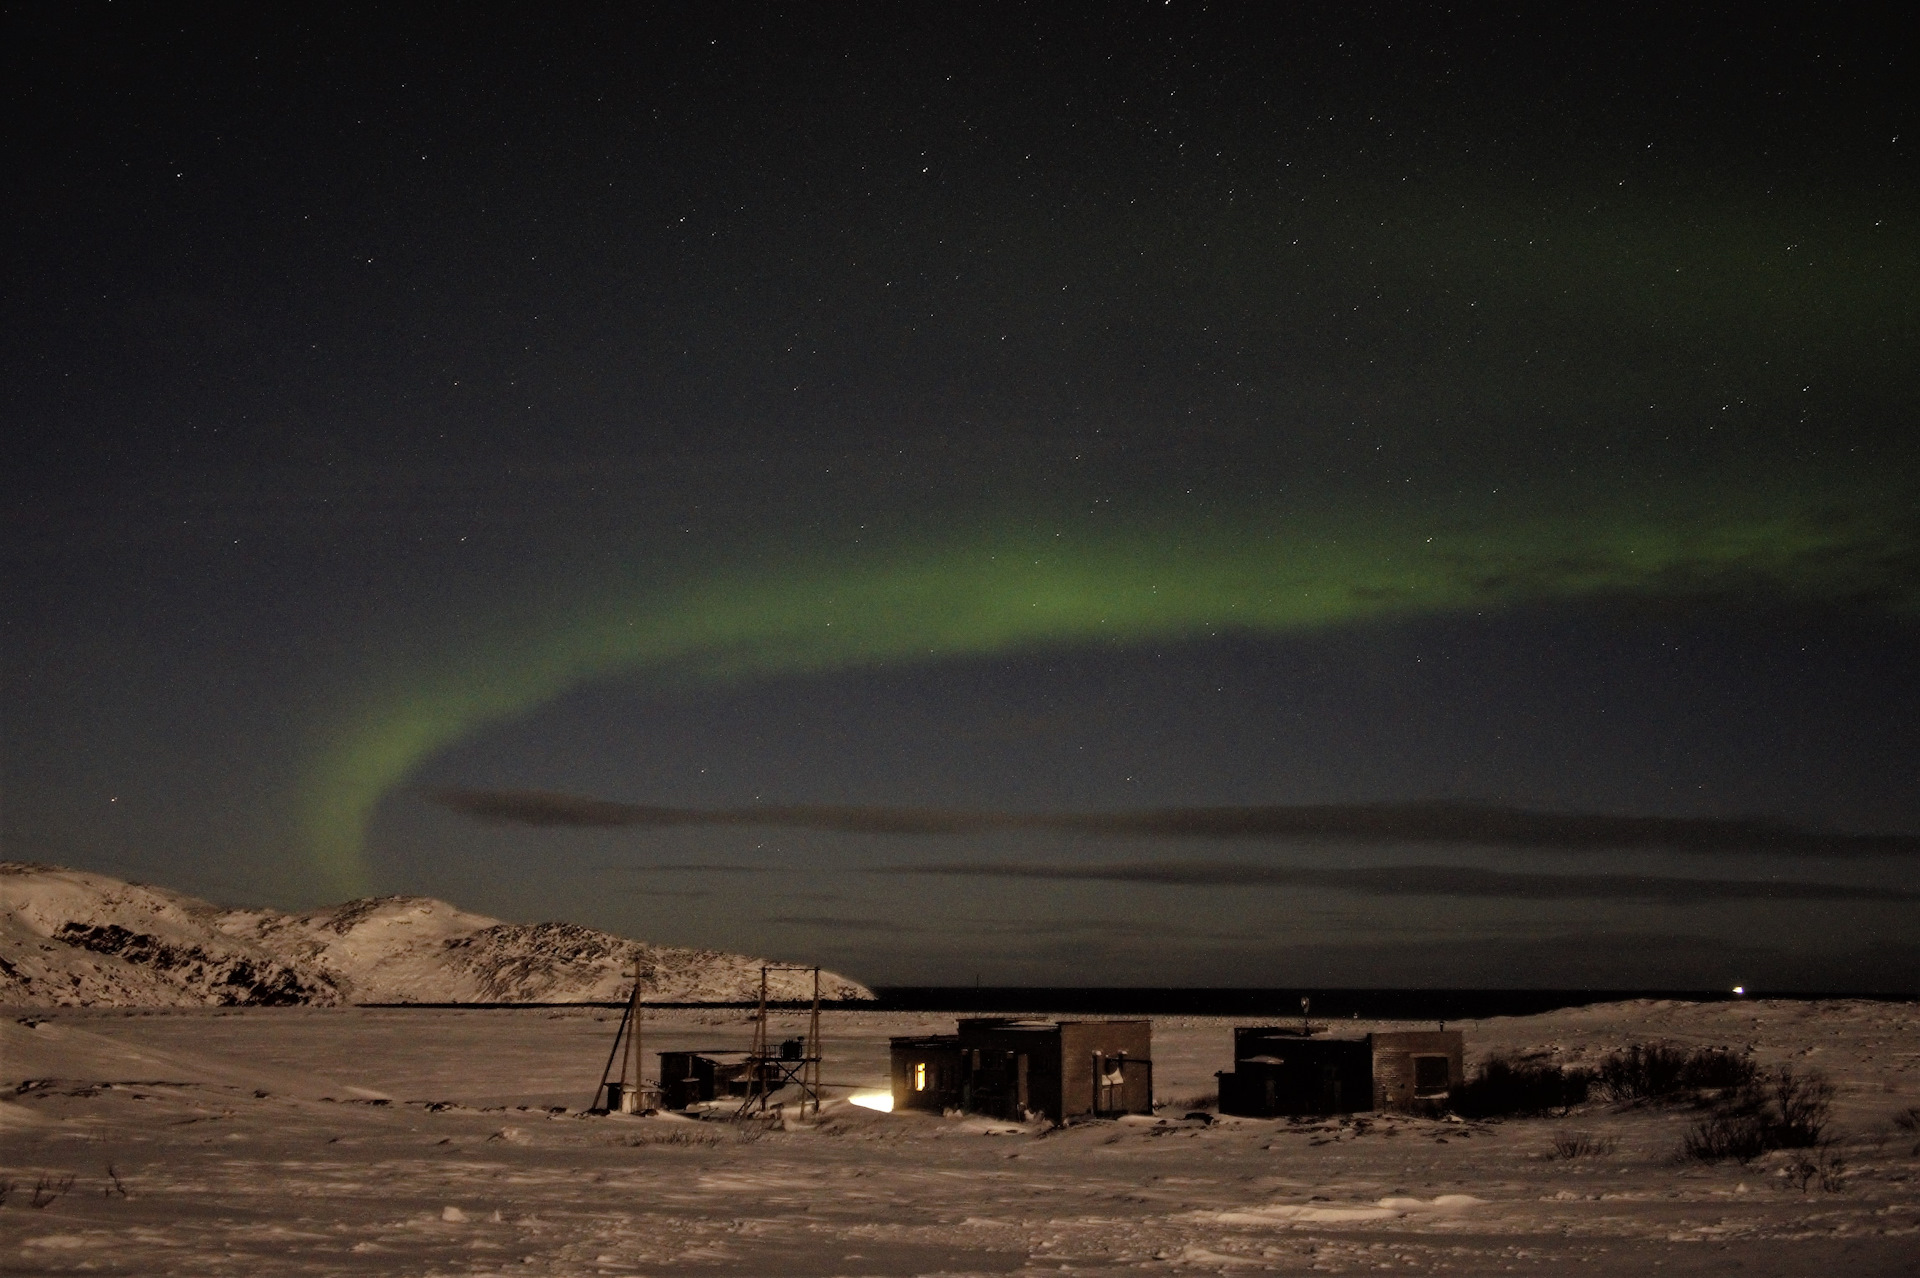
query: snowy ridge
0 863 871 1007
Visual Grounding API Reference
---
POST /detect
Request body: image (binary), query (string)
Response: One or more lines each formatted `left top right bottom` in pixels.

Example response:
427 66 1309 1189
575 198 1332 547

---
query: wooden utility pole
807 966 821 1117
624 954 644 1111
593 953 650 1113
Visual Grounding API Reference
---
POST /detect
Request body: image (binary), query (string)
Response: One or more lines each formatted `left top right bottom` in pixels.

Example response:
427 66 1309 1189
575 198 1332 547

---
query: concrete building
890 1018 1153 1123
1216 1027 1464 1117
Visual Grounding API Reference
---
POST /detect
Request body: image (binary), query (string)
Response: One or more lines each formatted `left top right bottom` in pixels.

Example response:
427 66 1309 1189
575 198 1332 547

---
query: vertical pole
593 1001 628 1112
754 965 769 1111
629 954 644 1110
808 966 822 1117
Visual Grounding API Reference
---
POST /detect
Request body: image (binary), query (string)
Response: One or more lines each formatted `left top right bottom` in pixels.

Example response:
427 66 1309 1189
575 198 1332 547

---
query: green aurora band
301 480 1916 897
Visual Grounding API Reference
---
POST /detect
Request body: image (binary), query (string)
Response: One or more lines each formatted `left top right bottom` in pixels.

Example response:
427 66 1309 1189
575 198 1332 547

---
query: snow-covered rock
0 862 871 1007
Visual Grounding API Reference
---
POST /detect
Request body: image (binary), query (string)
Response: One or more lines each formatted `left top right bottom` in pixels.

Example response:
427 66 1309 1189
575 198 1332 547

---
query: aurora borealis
7 5 1917 988
305 481 1915 898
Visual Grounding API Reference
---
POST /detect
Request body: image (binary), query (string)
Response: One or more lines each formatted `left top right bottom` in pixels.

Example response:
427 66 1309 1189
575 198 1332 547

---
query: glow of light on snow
848 1091 894 1112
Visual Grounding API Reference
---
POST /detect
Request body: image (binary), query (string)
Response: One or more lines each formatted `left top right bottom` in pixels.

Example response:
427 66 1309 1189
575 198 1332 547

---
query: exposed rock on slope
0 862 872 1007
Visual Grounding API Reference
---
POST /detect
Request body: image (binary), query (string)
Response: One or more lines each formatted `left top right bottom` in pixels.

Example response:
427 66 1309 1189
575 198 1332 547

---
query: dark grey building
657 1049 754 1109
890 1018 1153 1123
1217 1027 1464 1117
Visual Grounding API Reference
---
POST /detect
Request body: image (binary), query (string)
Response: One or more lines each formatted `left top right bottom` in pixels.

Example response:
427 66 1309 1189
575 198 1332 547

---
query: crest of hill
0 862 871 1007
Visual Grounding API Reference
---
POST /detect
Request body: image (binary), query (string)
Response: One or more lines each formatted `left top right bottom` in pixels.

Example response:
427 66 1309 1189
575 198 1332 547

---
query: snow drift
0 862 872 1007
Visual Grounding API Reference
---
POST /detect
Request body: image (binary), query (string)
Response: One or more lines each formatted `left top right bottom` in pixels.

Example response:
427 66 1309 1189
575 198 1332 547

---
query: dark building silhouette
656 1049 754 1109
1217 1027 1464 1117
890 1018 1152 1123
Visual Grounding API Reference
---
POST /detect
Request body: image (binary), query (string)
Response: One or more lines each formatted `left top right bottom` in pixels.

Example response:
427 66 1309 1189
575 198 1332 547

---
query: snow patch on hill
0 863 871 1007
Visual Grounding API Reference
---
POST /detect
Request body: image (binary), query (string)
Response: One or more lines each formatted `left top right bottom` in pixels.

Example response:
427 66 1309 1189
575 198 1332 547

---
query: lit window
914 1063 927 1091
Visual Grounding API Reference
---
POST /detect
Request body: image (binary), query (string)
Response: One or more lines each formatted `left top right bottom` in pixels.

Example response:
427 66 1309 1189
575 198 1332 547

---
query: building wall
1057 1021 1153 1119
958 1021 1063 1120
1369 1031 1465 1112
888 1018 1155 1123
657 1052 721 1108
1217 1036 1372 1117
889 1037 965 1113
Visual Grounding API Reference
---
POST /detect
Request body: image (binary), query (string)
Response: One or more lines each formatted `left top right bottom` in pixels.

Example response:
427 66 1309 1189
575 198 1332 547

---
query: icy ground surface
3 1000 1917 1275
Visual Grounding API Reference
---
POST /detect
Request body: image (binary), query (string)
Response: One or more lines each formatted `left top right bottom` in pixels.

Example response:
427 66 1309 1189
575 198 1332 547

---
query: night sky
7 4 1916 990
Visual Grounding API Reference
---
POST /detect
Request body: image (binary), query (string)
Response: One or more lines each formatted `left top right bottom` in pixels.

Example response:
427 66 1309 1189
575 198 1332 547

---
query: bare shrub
1449 1056 1591 1118
1785 1140 1847 1193
1598 1043 1756 1102
1893 1106 1920 1154
619 1130 720 1148
104 1164 128 1199
1549 1132 1617 1159
29 1175 76 1209
1769 1068 1834 1148
1683 1106 1771 1162
1682 1066 1833 1164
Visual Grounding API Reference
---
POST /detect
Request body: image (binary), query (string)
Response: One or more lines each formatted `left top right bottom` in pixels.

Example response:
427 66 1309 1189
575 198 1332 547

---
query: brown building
1217 1027 1464 1117
890 1018 1153 1123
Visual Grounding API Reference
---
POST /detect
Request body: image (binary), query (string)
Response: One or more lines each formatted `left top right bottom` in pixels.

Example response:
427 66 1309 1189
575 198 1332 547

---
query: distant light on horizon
1732 986 1747 996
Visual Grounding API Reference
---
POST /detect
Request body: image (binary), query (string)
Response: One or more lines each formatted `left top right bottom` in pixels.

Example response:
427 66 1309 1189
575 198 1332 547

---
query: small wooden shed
890 1018 1153 1123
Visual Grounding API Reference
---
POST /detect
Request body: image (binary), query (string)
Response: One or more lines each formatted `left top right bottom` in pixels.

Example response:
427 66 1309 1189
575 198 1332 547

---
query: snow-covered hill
0 863 872 1007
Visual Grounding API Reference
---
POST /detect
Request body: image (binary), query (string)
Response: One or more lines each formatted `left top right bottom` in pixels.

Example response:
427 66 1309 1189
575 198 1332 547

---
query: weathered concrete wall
1369 1030 1464 1111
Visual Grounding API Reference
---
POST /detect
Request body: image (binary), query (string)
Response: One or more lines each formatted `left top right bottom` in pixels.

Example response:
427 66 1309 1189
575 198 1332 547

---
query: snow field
2 1000 1917 1275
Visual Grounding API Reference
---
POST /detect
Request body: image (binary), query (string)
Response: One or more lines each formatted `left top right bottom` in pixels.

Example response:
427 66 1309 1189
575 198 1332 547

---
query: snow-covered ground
4 999 1917 1275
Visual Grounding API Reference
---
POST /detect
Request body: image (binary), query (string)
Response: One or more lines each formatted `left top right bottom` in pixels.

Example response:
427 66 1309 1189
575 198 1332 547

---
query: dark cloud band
869 860 1914 903
427 788 1918 856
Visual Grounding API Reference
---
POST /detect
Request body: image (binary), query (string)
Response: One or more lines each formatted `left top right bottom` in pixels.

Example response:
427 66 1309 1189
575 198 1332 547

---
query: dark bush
1682 1066 1833 1163
1449 1056 1592 1118
1894 1106 1920 1155
1549 1131 1617 1159
1682 1101 1771 1162
1597 1042 1756 1102
1768 1068 1834 1148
